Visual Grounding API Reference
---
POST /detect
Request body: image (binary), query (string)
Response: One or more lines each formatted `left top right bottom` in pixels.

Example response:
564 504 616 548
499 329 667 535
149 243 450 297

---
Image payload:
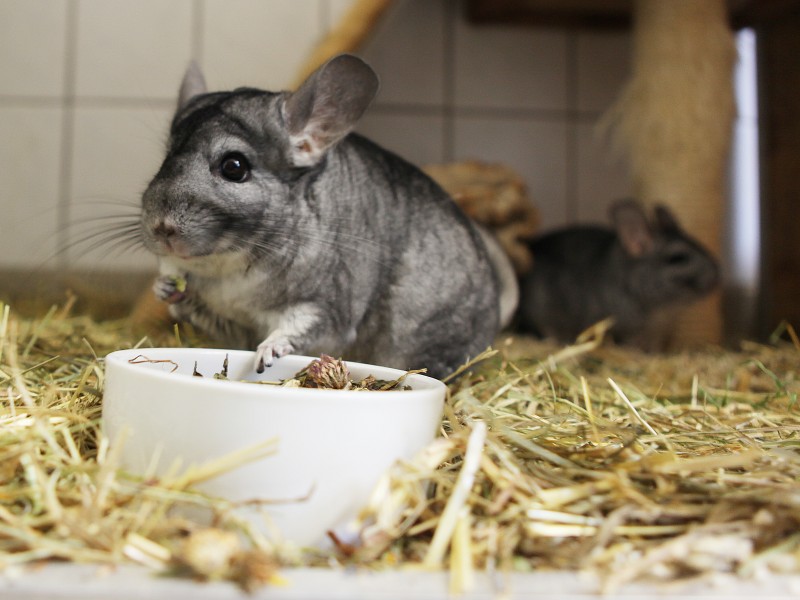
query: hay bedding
0 302 799 594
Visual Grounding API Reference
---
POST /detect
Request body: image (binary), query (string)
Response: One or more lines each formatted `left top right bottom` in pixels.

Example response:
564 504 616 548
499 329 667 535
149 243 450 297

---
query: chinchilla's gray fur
516 199 719 350
140 54 514 378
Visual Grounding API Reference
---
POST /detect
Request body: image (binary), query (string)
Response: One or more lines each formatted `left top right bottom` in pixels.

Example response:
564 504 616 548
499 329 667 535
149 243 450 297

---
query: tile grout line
441 0 457 163
564 30 580 223
57 0 80 271
0 96 176 109
369 102 596 122
0 97 63 108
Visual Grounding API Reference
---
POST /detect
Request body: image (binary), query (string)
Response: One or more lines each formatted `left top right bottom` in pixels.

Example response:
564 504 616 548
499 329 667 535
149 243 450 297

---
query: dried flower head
304 354 351 389
177 528 240 580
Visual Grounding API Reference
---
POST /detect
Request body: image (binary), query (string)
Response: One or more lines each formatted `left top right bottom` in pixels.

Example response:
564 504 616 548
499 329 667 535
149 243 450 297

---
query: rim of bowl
104 348 446 400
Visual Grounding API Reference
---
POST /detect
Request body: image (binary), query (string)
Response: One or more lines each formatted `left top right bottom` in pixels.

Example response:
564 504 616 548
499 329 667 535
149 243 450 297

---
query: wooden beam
757 8 800 335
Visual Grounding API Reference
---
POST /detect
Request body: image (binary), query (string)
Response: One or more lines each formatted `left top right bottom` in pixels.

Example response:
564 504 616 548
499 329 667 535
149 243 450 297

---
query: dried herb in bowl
193 354 423 391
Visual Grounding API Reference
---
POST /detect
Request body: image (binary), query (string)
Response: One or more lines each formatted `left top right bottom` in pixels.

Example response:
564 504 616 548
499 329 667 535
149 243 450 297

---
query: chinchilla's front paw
154 274 188 304
254 336 295 373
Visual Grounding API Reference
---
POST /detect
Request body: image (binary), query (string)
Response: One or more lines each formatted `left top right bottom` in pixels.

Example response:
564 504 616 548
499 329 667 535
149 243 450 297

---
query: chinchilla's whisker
56 216 145 258
218 230 291 264
102 236 144 254
72 223 143 239
70 197 141 209
263 226 391 267
68 214 142 226
61 211 141 235
100 236 149 257
61 224 142 250
77 230 146 256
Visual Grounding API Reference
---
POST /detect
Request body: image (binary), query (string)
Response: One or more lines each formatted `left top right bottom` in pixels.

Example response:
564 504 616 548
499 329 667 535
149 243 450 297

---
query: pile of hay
0 303 798 593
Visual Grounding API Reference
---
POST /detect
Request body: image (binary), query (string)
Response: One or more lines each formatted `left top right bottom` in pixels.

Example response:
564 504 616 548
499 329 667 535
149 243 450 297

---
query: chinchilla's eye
665 250 691 266
219 152 251 182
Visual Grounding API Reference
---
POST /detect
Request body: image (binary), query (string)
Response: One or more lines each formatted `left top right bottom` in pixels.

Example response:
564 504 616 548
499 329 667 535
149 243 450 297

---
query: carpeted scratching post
603 0 736 348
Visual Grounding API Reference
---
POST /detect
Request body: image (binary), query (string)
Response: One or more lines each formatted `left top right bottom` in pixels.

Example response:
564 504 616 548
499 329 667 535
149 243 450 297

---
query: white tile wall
75 0 194 100
572 31 634 226
575 31 632 113
453 21 568 111
203 0 323 91
574 121 633 224
0 0 68 97
0 0 641 273
68 106 170 269
360 0 447 106
357 110 446 166
453 116 569 227
0 107 63 266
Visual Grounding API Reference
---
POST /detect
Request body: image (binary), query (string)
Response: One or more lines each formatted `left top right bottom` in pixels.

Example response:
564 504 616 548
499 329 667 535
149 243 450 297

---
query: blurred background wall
0 0 633 271
0 0 762 338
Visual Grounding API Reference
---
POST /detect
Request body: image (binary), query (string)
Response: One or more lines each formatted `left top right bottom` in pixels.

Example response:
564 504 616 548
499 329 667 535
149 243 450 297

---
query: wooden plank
757 9 800 335
465 0 790 29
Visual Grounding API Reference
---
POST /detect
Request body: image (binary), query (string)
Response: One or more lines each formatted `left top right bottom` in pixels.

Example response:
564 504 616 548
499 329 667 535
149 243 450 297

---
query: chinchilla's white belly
200 275 265 329
164 253 273 332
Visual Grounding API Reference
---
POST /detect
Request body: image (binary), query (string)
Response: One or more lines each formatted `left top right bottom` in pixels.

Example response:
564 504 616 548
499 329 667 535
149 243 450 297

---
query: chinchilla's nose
153 219 177 240
687 258 719 293
150 217 190 256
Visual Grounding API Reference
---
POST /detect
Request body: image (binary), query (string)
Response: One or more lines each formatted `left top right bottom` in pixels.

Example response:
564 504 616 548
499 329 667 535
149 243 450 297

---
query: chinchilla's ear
610 199 654 257
178 61 207 110
653 204 682 234
282 54 379 167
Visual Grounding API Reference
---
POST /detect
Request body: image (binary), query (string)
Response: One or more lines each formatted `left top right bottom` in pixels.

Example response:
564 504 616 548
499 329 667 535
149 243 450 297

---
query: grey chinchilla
140 54 517 378
516 199 718 350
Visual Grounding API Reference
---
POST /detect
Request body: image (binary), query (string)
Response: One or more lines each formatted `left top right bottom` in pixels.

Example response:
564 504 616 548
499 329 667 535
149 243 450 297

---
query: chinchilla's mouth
167 248 253 277
144 237 208 261
173 246 219 261
145 228 222 260
155 239 203 260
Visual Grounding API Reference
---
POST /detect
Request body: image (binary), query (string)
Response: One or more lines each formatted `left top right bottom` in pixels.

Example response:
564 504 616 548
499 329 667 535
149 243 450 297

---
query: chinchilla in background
139 54 517 379
516 199 719 350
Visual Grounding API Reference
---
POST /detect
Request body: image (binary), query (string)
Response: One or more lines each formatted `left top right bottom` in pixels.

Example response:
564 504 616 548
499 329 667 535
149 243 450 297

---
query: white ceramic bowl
102 348 445 547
